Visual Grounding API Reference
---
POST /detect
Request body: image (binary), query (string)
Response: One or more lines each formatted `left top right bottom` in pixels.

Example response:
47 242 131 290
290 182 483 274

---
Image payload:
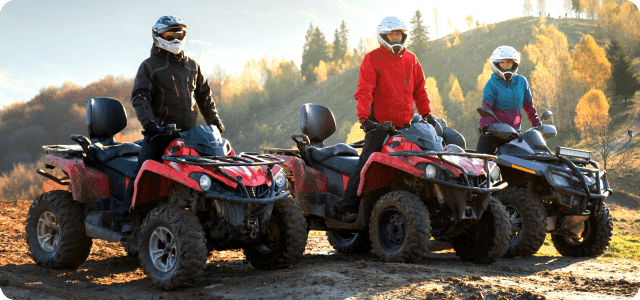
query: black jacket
131 46 221 131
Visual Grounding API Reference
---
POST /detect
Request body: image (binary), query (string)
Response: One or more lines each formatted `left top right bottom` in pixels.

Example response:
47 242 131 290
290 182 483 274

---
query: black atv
477 107 613 258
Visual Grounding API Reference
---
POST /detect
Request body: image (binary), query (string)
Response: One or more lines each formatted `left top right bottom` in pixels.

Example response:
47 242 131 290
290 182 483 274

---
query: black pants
476 134 498 155
342 130 389 213
125 134 173 203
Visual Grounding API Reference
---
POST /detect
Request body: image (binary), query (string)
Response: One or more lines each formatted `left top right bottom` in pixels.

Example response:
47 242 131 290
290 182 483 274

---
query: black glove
143 122 160 138
479 126 489 135
361 120 376 133
210 121 225 133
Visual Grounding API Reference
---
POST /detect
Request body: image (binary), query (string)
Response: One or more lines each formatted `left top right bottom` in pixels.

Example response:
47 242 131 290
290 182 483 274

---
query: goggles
493 58 515 63
161 30 186 41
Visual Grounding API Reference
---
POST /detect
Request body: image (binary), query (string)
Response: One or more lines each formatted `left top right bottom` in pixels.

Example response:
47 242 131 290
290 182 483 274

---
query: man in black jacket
126 15 224 203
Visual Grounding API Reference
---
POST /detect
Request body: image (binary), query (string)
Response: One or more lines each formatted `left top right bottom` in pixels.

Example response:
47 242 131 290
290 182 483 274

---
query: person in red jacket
341 16 432 222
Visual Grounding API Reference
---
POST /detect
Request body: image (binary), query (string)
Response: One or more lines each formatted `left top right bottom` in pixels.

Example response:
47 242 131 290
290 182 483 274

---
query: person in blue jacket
477 45 541 154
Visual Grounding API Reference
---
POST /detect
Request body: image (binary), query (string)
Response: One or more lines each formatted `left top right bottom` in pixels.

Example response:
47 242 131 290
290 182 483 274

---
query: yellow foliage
313 60 328 84
572 34 611 90
453 36 461 46
443 41 452 50
345 121 365 144
476 58 493 93
449 79 465 104
574 89 610 139
425 77 446 121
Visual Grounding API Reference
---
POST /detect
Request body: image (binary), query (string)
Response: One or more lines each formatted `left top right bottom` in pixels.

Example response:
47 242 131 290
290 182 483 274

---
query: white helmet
152 15 187 55
490 46 520 81
377 16 408 55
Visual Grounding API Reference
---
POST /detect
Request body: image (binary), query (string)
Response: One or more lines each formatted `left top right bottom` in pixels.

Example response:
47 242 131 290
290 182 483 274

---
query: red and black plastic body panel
43 155 110 202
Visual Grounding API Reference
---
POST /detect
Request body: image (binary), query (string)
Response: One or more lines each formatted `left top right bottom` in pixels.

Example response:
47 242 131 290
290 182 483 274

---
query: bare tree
537 0 547 17
523 0 534 16
432 7 441 38
464 15 474 30
563 0 572 17
211 64 228 83
446 19 453 35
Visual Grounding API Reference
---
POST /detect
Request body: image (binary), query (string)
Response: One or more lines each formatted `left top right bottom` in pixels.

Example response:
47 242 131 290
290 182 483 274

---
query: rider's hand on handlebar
143 122 160 138
479 126 489 135
210 121 225 133
360 119 376 133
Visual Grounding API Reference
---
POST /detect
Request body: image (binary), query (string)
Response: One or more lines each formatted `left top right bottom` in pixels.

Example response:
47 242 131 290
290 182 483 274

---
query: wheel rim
37 211 59 252
563 219 591 246
505 204 523 243
378 208 406 251
148 226 178 272
255 216 280 254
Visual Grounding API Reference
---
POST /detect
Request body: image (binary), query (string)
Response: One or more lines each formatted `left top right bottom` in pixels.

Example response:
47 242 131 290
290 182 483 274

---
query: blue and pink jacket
479 73 541 129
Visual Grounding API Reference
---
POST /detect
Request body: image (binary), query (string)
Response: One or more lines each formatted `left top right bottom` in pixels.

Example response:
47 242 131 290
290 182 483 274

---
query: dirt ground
1 200 638 300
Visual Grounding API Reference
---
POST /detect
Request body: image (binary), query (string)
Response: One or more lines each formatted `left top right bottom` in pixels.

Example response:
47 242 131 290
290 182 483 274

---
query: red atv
26 97 307 290
262 104 511 264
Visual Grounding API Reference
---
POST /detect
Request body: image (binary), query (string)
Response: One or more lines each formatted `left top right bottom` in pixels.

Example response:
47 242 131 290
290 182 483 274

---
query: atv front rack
163 152 284 166
389 150 506 192
163 152 289 204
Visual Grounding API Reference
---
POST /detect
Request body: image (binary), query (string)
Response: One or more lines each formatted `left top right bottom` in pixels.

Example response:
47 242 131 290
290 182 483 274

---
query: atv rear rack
162 152 284 166
389 150 505 192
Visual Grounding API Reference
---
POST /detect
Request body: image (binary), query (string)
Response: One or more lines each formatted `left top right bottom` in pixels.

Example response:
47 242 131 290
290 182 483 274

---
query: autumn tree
313 61 328 84
572 0 582 18
523 0 534 16
464 15 474 30
582 0 600 20
425 77 445 121
301 23 330 84
537 0 547 17
606 39 640 106
572 34 611 91
432 7 441 38
525 24 575 131
408 10 430 62
574 89 615 170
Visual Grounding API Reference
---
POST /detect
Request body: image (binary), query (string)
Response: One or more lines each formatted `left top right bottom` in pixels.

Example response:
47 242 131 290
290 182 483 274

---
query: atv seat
320 156 360 175
308 143 359 162
104 156 139 178
93 142 141 164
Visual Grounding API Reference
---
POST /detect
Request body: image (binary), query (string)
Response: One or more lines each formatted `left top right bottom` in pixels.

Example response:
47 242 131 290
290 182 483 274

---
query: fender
132 160 200 207
273 155 327 195
43 155 110 202
357 152 424 195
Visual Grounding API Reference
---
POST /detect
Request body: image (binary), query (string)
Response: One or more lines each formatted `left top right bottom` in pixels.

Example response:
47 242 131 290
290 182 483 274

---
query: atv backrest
300 103 336 147
86 97 127 144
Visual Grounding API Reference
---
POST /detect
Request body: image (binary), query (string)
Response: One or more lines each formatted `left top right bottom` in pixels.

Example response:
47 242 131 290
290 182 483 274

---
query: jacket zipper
186 76 191 98
172 75 180 97
404 73 408 90
512 83 516 112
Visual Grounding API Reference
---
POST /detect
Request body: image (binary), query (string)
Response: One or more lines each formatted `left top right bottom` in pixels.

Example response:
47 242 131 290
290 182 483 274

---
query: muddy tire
25 190 93 269
497 187 547 258
326 230 372 254
551 204 613 257
138 204 207 290
451 197 510 264
369 191 431 262
244 197 308 270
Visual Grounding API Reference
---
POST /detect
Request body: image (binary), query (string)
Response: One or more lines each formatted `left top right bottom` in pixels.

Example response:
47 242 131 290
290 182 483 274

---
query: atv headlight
490 165 501 182
425 164 437 179
550 174 569 187
199 175 212 191
275 171 287 188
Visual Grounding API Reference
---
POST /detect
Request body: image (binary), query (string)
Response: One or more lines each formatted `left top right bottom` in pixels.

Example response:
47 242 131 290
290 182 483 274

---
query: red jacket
355 46 431 127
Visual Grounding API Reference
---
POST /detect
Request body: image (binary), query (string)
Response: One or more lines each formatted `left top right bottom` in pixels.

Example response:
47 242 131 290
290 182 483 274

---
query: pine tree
332 20 349 62
408 10 430 61
301 24 329 84
606 40 640 106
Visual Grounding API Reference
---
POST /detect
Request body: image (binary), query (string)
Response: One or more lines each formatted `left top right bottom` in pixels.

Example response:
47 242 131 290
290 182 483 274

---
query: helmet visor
161 30 186 41
493 58 515 63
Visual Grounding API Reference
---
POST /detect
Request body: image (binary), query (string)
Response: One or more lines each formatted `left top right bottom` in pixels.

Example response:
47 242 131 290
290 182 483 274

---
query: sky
0 0 637 107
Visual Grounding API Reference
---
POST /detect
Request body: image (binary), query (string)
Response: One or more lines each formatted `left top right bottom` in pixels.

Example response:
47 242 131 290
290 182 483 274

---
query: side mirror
541 111 553 121
476 107 502 123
